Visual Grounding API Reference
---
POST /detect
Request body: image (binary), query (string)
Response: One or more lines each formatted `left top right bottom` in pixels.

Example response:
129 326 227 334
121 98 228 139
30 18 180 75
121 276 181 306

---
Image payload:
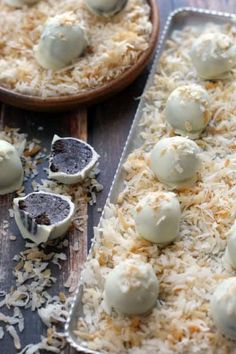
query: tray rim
0 0 159 112
65 6 236 354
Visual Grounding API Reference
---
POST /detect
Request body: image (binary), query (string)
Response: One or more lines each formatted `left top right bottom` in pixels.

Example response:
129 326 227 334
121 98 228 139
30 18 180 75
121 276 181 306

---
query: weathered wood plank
0 105 88 353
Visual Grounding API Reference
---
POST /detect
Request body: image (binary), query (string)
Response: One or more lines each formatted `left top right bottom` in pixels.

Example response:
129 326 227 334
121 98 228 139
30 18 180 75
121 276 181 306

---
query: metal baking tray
65 7 236 353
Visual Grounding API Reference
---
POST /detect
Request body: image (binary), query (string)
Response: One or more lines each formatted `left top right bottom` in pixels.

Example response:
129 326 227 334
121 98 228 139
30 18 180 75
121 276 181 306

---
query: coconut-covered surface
74 23 236 353
0 0 152 97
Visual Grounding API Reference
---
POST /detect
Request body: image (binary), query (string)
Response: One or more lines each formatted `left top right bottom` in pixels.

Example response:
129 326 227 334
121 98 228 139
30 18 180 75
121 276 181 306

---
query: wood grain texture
0 0 233 353
0 105 88 353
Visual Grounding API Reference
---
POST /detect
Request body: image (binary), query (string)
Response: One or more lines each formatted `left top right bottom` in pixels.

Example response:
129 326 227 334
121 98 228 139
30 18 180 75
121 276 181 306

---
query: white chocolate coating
48 135 99 185
13 191 75 244
134 191 181 244
165 84 210 138
4 0 40 7
150 136 201 190
104 260 159 315
35 13 87 70
211 277 236 340
0 140 23 195
226 222 236 269
190 33 236 79
85 0 128 16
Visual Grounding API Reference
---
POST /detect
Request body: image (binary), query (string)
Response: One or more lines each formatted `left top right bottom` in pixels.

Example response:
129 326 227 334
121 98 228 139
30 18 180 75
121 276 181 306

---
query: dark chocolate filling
49 138 93 175
18 193 70 226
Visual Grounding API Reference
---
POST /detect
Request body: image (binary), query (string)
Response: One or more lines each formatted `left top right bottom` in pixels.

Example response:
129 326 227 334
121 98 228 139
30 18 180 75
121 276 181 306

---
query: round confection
85 0 128 16
48 135 99 184
150 136 201 190
0 140 23 195
104 260 159 315
165 84 210 138
211 277 236 340
35 13 88 70
13 191 75 244
4 0 40 7
134 191 181 245
226 222 236 269
190 33 236 79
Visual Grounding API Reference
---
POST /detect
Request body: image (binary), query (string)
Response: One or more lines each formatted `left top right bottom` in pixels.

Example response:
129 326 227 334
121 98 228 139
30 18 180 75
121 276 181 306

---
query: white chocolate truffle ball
4 0 40 7
0 140 23 195
104 260 159 315
134 191 181 245
150 137 201 189
35 13 87 70
85 0 128 16
190 33 236 79
226 222 236 269
211 277 236 340
165 84 210 138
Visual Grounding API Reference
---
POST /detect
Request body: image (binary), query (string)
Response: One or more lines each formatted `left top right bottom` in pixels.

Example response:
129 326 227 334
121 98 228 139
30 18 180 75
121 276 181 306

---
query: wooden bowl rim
0 0 159 110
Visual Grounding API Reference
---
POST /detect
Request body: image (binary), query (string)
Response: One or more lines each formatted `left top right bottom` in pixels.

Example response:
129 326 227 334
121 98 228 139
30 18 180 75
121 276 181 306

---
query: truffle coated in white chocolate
150 136 201 190
211 277 236 340
48 135 99 184
165 84 210 138
35 13 87 70
104 260 159 315
85 0 128 16
134 191 181 244
190 33 236 79
13 191 75 245
0 140 23 195
226 222 236 269
4 0 40 7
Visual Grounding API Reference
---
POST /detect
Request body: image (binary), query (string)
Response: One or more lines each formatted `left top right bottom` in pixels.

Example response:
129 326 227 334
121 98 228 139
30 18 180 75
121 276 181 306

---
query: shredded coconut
75 23 236 353
0 0 152 97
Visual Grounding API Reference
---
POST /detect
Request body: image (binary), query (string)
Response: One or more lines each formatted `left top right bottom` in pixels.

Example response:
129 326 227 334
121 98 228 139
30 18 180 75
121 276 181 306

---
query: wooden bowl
0 0 159 111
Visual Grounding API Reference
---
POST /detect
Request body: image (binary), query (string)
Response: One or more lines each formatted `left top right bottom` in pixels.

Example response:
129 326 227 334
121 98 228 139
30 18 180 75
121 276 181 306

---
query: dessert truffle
13 191 75 244
211 277 236 340
4 0 40 7
48 135 99 184
35 13 88 70
85 0 128 16
0 140 23 195
134 191 181 245
226 221 236 269
104 260 159 315
165 84 210 138
190 33 236 79
150 136 201 189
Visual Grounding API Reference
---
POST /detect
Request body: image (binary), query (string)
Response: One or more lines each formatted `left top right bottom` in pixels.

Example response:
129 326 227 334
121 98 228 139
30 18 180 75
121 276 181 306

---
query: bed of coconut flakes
0 0 152 97
74 23 236 354
0 127 102 352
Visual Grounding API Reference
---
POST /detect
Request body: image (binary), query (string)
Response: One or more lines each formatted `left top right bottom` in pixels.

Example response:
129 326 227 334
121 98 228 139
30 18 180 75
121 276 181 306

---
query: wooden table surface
0 0 235 353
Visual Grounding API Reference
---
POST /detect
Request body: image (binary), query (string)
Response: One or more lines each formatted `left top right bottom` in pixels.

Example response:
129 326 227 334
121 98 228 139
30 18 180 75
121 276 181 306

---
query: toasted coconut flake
0 0 152 97
0 124 102 352
75 22 236 353
0 326 4 339
7 325 21 350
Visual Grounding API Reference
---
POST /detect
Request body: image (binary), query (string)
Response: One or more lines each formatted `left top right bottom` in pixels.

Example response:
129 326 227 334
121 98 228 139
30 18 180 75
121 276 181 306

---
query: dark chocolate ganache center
18 193 70 226
50 139 93 174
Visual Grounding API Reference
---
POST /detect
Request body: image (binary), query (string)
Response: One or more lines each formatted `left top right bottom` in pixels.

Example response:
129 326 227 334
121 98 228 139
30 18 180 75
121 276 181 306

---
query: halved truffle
13 191 75 244
48 135 99 184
